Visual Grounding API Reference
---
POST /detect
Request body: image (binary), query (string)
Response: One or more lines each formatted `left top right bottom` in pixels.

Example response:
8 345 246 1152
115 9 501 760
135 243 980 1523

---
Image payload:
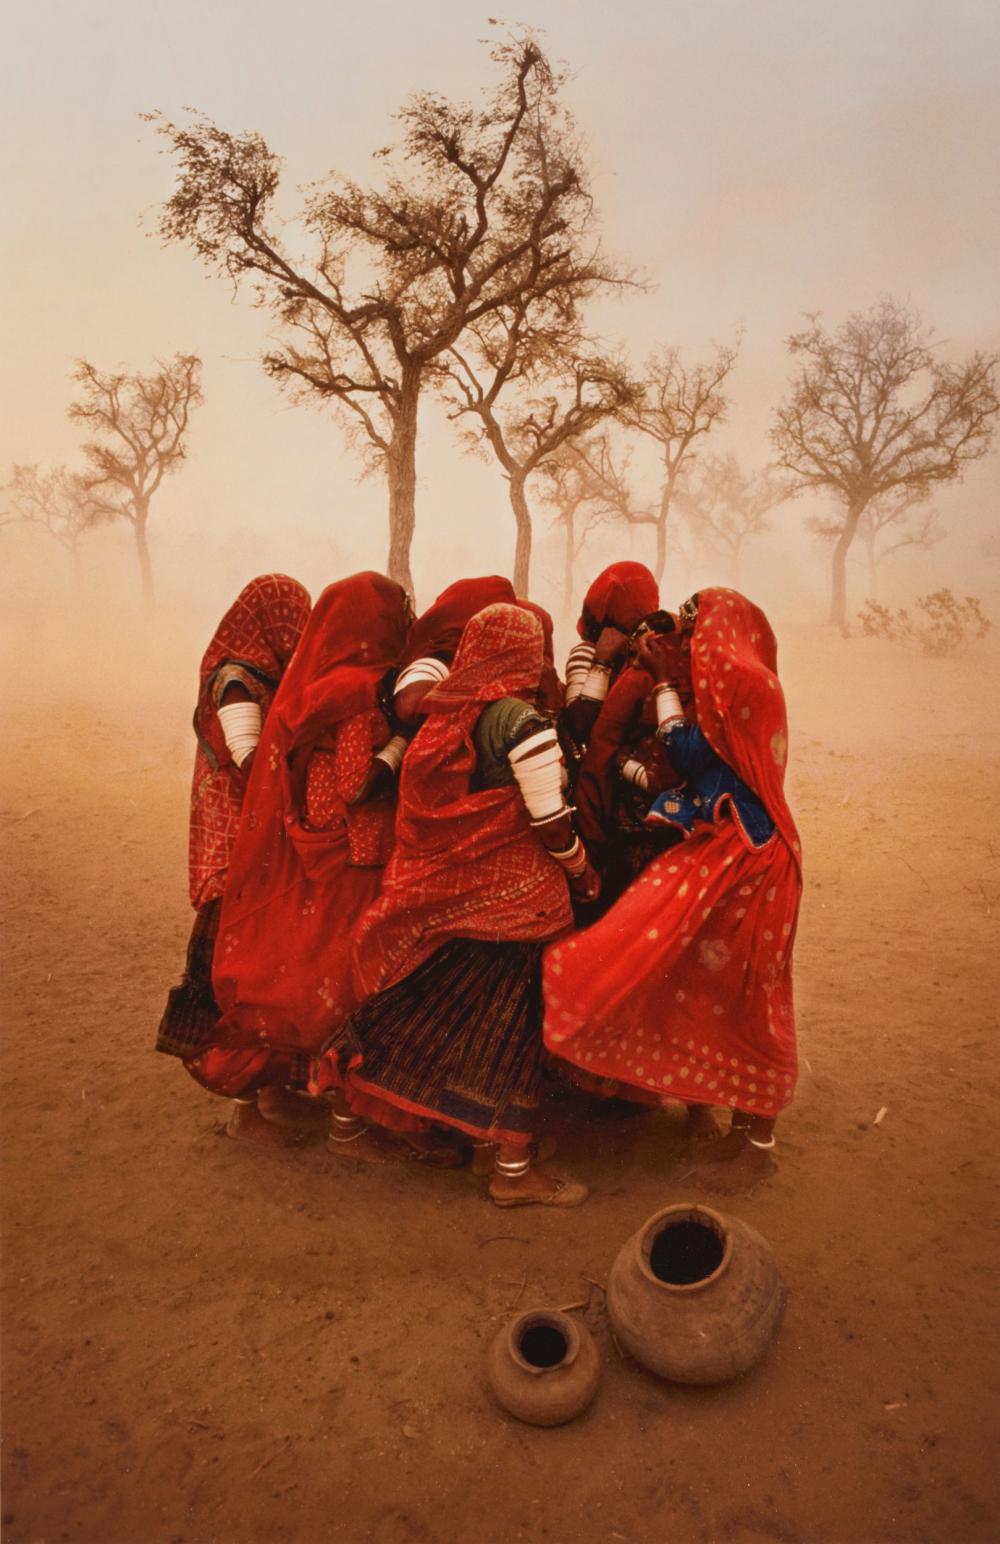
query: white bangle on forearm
581 663 612 703
394 657 450 695
654 682 684 731
621 758 650 792
550 834 588 878
373 734 407 777
217 701 262 767
564 642 596 704
509 728 567 823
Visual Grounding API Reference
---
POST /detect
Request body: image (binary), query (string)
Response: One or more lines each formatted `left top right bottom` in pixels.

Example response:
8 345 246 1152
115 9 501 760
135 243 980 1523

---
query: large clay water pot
607 1203 786 1384
488 1308 601 1426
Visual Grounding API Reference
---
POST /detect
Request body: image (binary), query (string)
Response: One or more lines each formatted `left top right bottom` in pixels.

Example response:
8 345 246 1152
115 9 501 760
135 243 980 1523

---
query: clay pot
607 1203 786 1384
488 1308 601 1426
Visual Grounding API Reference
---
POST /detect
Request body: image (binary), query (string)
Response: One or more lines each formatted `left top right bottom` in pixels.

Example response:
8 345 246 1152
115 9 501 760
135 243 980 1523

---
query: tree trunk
654 514 667 586
563 506 576 623
134 511 155 608
829 505 863 629
509 471 533 598
865 534 878 600
385 370 420 594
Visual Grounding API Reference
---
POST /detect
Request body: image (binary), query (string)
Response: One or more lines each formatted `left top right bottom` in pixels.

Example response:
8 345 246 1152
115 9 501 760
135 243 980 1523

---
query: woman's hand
633 631 682 681
570 860 602 904
593 626 630 667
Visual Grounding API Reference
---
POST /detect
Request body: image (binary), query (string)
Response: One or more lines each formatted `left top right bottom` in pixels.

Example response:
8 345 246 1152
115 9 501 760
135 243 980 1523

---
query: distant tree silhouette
5 464 105 584
619 341 739 583
808 489 944 601
678 454 781 584
68 355 203 606
773 299 998 627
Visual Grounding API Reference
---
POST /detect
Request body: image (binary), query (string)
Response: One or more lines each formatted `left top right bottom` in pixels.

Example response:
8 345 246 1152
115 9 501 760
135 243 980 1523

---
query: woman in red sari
155 573 310 1075
562 561 660 748
184 572 412 1144
393 575 517 727
543 589 802 1157
314 603 595 1205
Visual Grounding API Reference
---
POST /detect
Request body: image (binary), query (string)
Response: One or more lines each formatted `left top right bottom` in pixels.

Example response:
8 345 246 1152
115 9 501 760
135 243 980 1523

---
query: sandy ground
1 625 998 1544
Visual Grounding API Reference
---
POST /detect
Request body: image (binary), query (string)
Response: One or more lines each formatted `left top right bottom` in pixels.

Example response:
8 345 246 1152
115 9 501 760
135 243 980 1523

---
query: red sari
543 589 802 1121
349 603 573 1002
185 573 410 1097
188 573 311 908
578 561 659 638
403 576 517 665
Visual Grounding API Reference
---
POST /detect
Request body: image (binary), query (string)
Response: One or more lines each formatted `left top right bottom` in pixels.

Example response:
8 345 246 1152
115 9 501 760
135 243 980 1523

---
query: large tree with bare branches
68 355 203 605
619 340 739 584
146 34 621 591
773 299 998 627
5 464 105 584
678 454 781 584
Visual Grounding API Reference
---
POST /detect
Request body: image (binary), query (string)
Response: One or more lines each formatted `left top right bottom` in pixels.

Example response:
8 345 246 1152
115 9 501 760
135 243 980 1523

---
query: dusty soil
1 626 998 1544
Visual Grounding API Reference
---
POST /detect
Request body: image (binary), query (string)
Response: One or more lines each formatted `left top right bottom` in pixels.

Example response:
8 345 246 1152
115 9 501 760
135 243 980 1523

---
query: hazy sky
3 0 998 621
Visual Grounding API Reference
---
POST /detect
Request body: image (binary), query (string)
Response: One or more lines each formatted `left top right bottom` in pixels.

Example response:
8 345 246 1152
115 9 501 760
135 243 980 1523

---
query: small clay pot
607 1203 786 1384
488 1308 601 1426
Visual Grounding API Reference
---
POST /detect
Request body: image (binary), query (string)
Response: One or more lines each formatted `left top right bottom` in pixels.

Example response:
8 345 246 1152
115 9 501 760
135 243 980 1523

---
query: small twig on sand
559 1297 591 1313
899 856 931 892
477 1235 529 1249
507 1271 527 1310
873 1106 888 1126
4 807 43 824
249 1438 290 1480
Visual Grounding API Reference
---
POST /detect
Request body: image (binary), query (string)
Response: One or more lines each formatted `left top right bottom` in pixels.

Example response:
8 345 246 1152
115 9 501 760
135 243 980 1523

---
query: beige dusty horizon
3 0 999 642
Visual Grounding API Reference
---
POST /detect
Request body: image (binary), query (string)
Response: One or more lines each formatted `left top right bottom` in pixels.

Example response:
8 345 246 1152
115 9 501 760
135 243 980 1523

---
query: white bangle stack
654 682 685 733
581 663 612 703
373 734 407 777
564 642 596 704
217 700 262 767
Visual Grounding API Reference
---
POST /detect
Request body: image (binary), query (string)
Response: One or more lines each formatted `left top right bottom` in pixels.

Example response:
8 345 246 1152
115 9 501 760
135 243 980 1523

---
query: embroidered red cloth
544 588 802 1120
350 603 574 1000
578 562 659 638
188 574 311 907
190 574 410 1092
402 575 517 666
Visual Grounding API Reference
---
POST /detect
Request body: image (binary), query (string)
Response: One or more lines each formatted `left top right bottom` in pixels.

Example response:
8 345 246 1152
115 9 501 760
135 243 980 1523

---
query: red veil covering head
518 599 555 665
402 575 517 665
195 573 312 769
543 587 803 1122
351 602 574 1000
188 573 311 908
578 562 659 639
192 573 410 1094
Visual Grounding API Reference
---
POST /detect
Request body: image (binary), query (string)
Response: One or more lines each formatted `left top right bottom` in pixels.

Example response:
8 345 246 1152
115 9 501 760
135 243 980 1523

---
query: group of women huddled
156 563 802 1208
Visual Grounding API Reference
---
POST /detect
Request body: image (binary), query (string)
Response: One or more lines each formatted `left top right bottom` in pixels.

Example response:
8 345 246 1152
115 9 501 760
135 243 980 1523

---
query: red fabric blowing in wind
544 588 802 1121
578 562 659 638
351 603 574 1001
188 573 311 908
402 575 517 666
186 573 410 1097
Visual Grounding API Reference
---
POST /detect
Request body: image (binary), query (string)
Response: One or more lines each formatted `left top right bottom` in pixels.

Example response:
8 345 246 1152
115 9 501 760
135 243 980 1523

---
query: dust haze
2 3 999 1542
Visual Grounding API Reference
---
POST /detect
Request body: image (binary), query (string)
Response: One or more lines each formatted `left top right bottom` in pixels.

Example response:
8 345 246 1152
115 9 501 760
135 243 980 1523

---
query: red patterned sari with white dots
543 589 802 1121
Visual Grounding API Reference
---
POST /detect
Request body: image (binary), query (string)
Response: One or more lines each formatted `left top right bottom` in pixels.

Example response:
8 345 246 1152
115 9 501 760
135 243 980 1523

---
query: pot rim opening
507 1308 580 1376
637 1202 732 1292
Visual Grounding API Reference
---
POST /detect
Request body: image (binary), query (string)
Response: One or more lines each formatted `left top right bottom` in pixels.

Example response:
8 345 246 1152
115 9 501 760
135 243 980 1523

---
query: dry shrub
857 589 992 657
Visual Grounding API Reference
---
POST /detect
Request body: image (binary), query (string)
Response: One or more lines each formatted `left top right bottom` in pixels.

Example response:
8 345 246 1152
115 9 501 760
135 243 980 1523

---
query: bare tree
5 464 105 583
537 439 606 619
619 341 739 583
68 355 203 606
773 298 998 627
678 454 781 584
445 312 638 593
146 35 623 591
808 489 945 600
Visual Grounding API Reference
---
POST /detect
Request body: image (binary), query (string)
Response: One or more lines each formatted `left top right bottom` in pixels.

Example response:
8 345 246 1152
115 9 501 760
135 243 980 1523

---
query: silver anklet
748 1135 776 1150
494 1155 531 1178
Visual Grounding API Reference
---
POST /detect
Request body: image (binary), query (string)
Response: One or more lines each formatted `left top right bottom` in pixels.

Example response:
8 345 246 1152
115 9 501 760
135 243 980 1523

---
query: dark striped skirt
155 899 222 1059
335 939 545 1145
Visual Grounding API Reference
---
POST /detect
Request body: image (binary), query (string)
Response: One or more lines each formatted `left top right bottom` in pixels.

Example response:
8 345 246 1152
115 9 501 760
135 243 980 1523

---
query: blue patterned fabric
646 723 775 848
